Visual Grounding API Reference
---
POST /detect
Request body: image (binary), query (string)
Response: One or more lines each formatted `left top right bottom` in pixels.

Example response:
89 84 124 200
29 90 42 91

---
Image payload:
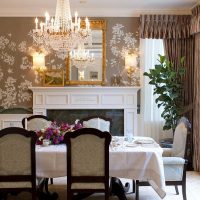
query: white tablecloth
36 136 166 198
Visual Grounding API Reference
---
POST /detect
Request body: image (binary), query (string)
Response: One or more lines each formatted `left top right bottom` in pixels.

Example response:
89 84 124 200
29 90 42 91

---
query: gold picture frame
66 20 106 85
43 69 64 87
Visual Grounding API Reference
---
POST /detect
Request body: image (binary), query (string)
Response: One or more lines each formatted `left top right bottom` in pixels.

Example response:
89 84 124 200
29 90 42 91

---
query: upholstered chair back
0 134 32 176
80 116 112 133
0 127 37 198
171 122 187 158
64 128 111 199
22 115 52 131
71 133 105 176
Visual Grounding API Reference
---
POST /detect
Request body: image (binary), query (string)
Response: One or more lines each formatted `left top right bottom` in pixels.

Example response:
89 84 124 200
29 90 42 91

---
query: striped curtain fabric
140 15 191 39
193 33 200 171
191 5 200 34
164 38 194 115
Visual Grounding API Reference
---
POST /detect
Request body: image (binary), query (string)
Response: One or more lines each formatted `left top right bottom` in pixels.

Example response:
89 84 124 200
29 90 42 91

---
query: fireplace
29 86 140 136
47 109 124 136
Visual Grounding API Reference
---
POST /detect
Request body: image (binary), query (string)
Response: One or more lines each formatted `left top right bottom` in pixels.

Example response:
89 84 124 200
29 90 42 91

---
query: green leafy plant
143 55 185 131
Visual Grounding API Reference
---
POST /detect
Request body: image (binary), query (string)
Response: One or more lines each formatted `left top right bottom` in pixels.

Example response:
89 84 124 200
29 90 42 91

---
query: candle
35 17 38 30
45 12 50 25
85 17 89 30
25 118 28 130
40 22 43 33
75 11 78 25
78 18 81 30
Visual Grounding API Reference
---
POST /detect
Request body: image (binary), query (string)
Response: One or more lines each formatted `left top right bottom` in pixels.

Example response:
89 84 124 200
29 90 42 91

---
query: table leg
37 178 58 200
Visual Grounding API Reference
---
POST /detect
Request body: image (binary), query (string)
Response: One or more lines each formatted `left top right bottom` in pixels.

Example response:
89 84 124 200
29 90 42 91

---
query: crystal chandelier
32 0 92 55
70 44 95 71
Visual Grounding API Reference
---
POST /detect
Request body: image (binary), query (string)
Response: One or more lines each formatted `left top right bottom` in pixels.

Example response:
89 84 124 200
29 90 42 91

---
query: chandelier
70 44 95 71
32 0 92 55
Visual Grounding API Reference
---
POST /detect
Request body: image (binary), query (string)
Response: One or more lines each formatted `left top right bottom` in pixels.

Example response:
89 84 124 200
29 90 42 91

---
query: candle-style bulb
35 17 38 30
45 12 50 21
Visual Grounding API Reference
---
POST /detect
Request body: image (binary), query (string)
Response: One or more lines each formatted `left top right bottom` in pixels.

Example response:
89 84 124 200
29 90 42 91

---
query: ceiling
0 0 198 17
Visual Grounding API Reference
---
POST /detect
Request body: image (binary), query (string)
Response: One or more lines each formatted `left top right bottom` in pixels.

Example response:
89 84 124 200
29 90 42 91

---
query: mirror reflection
66 20 106 85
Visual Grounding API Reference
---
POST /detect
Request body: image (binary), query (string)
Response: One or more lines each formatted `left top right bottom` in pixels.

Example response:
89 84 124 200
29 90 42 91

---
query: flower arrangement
36 121 83 145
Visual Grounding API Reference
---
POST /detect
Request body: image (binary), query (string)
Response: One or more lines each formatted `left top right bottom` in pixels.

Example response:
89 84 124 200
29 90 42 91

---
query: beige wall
0 17 139 113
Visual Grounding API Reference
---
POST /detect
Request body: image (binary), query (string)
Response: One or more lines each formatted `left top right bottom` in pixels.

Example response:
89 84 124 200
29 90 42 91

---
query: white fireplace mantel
29 86 140 136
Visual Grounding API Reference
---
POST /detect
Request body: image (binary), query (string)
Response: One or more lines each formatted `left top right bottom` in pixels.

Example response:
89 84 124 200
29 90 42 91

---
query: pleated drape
191 5 200 34
192 33 200 171
140 15 191 39
140 14 194 126
163 38 194 121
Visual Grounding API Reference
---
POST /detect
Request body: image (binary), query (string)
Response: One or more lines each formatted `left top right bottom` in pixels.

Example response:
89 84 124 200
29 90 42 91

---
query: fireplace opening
47 109 124 136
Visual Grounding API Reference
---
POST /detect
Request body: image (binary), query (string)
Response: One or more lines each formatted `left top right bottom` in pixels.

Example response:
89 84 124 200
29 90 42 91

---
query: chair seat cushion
163 157 185 181
163 157 185 165
0 182 31 188
71 182 105 190
162 148 172 157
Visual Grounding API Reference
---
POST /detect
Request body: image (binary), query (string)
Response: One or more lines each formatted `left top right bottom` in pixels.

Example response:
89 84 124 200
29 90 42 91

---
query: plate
125 143 137 147
134 139 154 144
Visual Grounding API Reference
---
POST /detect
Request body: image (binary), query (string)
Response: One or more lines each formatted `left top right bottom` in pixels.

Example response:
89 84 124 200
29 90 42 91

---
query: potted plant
143 55 185 131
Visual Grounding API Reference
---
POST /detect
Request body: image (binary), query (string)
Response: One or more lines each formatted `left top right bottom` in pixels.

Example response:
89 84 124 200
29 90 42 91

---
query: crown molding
0 8 192 17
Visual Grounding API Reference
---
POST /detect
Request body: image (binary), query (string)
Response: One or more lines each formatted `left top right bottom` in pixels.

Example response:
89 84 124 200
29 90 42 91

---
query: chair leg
132 180 135 193
105 190 109 200
175 185 179 195
32 191 36 200
50 178 53 185
182 180 187 200
135 180 139 200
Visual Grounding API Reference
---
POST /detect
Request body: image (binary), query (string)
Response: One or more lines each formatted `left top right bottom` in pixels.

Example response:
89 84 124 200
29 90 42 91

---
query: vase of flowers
36 121 83 145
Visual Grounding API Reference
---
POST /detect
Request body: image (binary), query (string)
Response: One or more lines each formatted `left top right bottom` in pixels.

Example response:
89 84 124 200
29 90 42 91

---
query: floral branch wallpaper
0 17 139 113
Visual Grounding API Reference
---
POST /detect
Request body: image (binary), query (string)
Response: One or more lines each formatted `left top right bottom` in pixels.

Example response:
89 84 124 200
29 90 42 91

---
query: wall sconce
125 53 138 85
32 52 47 74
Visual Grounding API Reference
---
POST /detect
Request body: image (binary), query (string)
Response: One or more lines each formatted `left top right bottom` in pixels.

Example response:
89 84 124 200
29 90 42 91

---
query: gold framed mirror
66 20 106 85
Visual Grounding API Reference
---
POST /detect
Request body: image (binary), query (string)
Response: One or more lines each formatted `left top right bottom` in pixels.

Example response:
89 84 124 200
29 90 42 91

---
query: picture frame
43 69 64 87
90 71 98 80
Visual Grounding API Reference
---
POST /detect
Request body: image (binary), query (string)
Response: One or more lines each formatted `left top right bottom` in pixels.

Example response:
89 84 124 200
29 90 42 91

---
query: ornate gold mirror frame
66 20 106 85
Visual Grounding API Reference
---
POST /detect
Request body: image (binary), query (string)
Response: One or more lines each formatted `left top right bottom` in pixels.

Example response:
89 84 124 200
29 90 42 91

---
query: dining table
36 136 166 200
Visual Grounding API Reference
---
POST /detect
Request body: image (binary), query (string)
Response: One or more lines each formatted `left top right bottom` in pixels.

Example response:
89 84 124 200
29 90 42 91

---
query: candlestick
25 118 28 130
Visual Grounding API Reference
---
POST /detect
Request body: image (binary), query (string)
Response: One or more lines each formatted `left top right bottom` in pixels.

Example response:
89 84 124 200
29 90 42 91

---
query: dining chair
162 117 190 200
64 128 111 200
79 116 112 133
135 117 190 200
0 127 37 200
22 115 53 185
22 115 52 131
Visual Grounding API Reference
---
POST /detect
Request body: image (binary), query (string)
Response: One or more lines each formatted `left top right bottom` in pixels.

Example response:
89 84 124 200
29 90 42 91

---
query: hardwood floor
5 171 200 200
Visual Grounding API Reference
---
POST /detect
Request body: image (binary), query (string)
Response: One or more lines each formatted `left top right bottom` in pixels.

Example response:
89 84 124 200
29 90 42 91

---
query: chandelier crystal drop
32 0 92 55
70 44 95 71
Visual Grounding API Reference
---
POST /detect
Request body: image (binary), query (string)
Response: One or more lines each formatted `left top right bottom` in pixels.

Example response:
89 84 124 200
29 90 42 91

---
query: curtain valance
140 15 191 39
191 5 200 34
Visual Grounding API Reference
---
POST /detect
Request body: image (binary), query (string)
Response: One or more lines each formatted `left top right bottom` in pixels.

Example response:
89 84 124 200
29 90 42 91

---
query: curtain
140 39 168 142
191 5 200 34
140 15 191 39
191 4 200 171
193 33 200 171
163 37 194 125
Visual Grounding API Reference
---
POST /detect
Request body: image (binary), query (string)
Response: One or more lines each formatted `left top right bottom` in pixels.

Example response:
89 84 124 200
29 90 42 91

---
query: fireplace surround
29 86 140 136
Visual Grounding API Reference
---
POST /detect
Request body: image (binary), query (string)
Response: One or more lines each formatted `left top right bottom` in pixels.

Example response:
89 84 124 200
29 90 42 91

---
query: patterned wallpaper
0 17 139 113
